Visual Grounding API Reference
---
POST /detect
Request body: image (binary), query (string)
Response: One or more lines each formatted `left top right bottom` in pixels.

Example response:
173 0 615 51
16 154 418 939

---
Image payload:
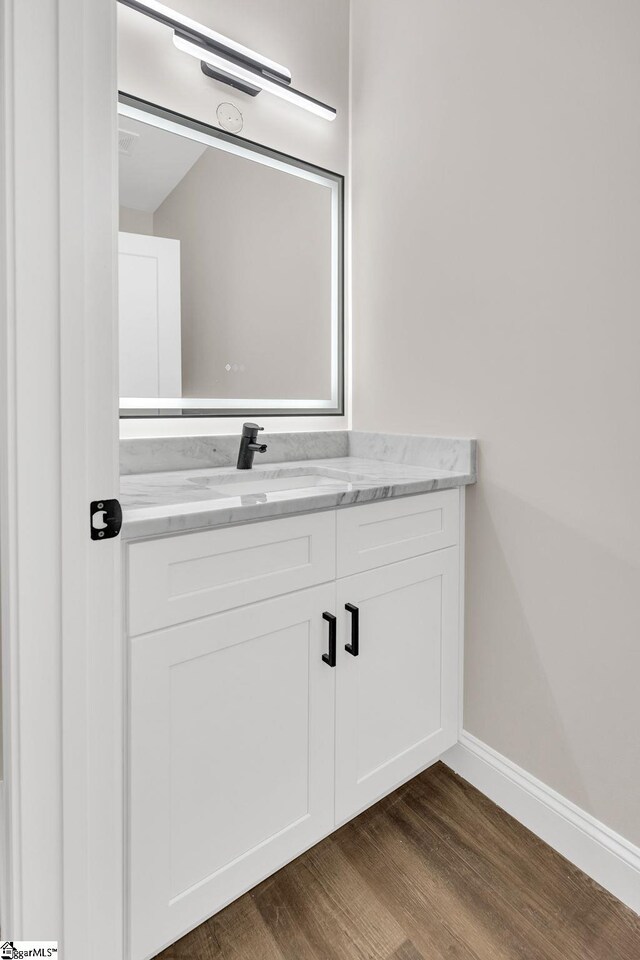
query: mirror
117 94 344 417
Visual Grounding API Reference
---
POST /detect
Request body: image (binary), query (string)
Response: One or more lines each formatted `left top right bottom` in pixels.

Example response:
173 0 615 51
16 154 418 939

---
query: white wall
351 0 640 846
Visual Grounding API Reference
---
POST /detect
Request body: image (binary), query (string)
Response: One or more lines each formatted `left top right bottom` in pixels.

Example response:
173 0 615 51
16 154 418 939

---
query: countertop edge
121 470 475 541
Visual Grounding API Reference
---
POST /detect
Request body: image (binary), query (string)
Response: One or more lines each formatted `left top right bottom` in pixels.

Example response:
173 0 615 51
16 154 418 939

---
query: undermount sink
207 472 353 498
183 465 376 499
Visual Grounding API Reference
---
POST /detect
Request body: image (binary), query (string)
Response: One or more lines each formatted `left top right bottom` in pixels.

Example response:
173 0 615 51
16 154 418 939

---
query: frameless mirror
117 94 344 417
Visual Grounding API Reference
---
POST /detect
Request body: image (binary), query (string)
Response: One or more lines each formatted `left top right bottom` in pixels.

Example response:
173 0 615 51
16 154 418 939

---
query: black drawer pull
322 612 336 667
345 603 359 657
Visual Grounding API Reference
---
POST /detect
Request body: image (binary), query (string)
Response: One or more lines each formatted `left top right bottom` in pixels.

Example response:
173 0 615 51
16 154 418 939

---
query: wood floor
158 762 640 960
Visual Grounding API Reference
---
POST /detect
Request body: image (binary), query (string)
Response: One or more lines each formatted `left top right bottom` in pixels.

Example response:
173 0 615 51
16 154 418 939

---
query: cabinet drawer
337 490 459 577
127 512 336 636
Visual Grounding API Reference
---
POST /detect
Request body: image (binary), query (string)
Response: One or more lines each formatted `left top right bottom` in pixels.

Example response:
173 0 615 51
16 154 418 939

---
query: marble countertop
120 453 475 540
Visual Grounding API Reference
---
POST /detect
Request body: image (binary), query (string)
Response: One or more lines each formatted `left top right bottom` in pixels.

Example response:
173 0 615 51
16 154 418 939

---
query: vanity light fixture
117 0 291 82
118 0 337 122
172 35 337 122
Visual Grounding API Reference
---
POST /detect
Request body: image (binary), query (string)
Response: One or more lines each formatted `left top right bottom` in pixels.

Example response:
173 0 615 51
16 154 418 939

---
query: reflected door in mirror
118 232 182 399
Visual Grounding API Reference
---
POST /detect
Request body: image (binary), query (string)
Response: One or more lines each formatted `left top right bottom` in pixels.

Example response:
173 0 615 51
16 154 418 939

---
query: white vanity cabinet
126 489 462 960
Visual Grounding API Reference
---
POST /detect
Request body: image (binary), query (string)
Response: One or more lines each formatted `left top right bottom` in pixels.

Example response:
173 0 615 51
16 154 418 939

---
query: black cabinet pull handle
345 603 359 656
322 612 336 667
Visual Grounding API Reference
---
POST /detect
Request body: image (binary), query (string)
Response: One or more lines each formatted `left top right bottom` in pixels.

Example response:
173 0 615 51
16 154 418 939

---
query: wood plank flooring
157 762 640 960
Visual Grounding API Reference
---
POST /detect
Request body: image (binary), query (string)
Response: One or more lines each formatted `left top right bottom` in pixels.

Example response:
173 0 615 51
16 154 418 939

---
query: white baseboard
442 732 640 916
0 780 5 936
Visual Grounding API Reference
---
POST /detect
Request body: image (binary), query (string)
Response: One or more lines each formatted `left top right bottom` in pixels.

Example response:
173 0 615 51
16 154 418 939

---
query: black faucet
236 422 268 470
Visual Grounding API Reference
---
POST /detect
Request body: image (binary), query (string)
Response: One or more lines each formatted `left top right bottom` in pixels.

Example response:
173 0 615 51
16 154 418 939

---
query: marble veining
120 431 349 475
120 430 475 476
120 451 476 540
348 431 475 475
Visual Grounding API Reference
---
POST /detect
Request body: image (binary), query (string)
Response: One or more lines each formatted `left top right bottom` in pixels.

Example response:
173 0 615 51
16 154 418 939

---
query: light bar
117 0 292 84
173 35 337 122
118 0 336 122
120 397 338 409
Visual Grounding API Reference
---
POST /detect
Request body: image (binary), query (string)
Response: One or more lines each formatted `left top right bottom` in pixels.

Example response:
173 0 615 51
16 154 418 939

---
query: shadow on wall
464 472 640 844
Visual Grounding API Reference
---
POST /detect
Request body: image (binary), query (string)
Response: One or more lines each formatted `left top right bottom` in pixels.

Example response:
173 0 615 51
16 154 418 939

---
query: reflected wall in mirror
118 95 344 417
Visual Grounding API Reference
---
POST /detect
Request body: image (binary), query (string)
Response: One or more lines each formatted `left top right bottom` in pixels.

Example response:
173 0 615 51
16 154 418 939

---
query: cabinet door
129 584 336 960
335 549 459 824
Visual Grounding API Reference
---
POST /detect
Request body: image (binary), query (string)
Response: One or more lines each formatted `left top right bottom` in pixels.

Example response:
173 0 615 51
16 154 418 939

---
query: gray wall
153 147 332 400
119 206 154 236
351 0 640 845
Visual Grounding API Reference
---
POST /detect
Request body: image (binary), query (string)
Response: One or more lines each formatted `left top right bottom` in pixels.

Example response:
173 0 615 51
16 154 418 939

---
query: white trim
1 0 64 934
456 488 466 737
443 732 640 916
0 0 20 933
120 397 337 409
60 2 123 957
1 0 122 950
0 780 6 936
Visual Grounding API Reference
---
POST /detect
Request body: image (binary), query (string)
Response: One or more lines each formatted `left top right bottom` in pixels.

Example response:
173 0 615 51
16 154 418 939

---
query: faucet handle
242 422 264 439
237 422 267 469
